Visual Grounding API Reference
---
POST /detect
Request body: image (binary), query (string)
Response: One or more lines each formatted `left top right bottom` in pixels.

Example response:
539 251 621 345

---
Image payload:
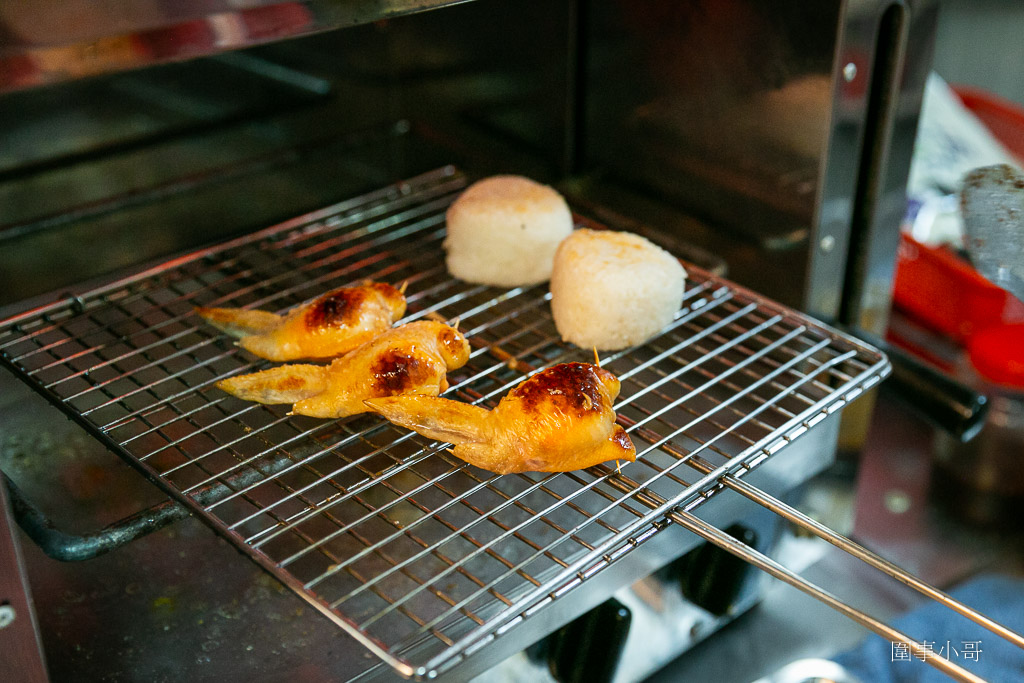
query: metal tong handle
669 507 987 683
598 420 1023 683
718 472 1024 651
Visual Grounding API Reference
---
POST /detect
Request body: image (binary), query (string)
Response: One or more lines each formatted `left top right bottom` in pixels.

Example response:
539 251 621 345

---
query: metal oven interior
1 2 1021 682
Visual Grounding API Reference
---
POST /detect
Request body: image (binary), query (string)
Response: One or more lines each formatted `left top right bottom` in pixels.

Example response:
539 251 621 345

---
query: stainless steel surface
0 0 473 92
0 167 890 679
2 0 936 327
961 164 1024 302
808 0 937 336
0 0 576 307
931 0 1024 108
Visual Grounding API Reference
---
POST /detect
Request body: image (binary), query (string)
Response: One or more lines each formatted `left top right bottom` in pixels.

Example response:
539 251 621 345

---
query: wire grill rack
0 166 894 679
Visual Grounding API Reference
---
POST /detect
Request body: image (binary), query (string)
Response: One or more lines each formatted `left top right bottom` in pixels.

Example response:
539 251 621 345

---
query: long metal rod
668 508 986 683
611 408 1024 679
638 389 1024 653
719 471 1024 650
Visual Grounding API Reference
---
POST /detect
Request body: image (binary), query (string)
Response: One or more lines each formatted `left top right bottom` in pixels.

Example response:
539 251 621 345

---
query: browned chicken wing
196 281 406 361
216 321 469 418
365 362 636 474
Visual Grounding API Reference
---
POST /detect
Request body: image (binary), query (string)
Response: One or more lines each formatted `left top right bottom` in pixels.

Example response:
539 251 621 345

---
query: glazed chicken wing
216 321 469 418
196 281 406 361
365 362 636 474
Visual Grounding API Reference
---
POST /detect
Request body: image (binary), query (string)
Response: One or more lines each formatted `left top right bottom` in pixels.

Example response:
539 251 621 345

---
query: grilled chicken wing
196 282 406 361
365 362 636 474
216 321 469 418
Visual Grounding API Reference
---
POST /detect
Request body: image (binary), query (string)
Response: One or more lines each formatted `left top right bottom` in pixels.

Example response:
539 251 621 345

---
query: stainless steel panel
807 0 938 335
581 0 842 309
0 1 472 92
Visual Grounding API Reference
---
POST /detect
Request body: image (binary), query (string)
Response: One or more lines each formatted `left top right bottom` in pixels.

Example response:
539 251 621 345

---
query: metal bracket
5 478 189 562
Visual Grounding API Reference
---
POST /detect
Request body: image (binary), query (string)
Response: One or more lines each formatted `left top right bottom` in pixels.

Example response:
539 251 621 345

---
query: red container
953 85 1024 164
894 85 1024 342
893 233 1024 342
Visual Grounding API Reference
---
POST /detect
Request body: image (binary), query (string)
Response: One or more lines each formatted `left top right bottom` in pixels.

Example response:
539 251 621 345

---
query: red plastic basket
953 84 1024 164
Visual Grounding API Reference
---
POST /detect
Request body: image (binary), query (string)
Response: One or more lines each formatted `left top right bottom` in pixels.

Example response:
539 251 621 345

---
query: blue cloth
833 573 1024 682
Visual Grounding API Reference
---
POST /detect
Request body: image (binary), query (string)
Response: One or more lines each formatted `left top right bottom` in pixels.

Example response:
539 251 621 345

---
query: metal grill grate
0 166 889 678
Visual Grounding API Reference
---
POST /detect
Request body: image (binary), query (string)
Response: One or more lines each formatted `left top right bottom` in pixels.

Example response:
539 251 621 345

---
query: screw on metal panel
820 235 836 252
0 603 16 629
843 62 858 82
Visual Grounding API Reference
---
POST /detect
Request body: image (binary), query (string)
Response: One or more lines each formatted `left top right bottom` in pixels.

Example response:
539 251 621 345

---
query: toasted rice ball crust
550 229 686 350
444 175 574 287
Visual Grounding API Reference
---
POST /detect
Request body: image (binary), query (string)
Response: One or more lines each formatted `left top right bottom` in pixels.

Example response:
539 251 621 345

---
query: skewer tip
593 347 601 367
452 316 461 331
398 280 409 294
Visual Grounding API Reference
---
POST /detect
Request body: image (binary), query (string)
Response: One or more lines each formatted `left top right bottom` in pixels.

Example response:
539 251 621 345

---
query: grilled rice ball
444 175 574 287
550 229 686 351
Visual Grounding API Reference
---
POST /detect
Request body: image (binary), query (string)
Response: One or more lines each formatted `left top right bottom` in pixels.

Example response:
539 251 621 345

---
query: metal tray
0 166 890 679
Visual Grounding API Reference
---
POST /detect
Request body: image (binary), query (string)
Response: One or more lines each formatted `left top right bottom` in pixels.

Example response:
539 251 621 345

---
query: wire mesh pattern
0 166 889 678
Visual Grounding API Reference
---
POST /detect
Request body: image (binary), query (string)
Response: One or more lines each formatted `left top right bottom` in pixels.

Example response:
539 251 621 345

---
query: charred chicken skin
365 362 636 474
216 321 469 418
196 282 406 361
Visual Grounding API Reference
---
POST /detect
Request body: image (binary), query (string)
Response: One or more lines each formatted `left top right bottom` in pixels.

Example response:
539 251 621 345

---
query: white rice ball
444 175 574 287
551 229 686 350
